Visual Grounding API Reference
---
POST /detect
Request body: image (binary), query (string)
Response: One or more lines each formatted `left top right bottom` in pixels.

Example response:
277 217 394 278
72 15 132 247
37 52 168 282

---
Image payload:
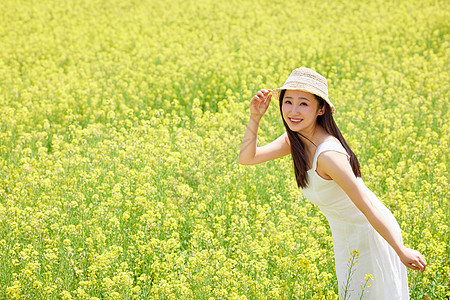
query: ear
318 106 325 116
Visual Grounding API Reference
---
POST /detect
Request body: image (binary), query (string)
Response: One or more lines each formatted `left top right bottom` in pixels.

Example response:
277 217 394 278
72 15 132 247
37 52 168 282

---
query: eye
284 100 292 104
300 102 308 106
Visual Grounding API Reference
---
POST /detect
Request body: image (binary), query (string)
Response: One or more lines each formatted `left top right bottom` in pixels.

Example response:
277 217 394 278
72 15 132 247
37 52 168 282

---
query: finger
407 263 419 271
259 91 269 102
418 257 427 273
252 95 262 103
261 94 271 106
420 254 427 265
265 92 272 104
419 255 427 268
409 259 425 273
256 92 265 101
415 260 425 273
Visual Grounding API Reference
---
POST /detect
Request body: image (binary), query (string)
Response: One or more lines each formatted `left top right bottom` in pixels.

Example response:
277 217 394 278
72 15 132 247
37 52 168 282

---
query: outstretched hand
250 89 272 118
399 246 427 273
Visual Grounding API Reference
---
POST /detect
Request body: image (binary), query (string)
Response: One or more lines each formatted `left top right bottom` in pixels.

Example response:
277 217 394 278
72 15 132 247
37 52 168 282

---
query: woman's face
281 90 324 133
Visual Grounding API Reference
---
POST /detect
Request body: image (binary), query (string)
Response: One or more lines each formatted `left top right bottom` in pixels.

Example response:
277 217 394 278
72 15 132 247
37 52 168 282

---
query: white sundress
300 140 409 299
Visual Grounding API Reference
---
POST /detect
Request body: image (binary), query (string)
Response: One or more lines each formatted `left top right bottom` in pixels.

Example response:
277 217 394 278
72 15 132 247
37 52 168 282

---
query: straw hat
271 67 335 114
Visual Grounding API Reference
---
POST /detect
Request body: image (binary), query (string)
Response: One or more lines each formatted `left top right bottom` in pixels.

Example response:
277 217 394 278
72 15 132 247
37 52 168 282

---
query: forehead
284 90 315 100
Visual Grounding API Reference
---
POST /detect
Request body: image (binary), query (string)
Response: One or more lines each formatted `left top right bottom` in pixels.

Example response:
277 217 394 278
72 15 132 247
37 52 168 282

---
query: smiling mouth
288 118 302 124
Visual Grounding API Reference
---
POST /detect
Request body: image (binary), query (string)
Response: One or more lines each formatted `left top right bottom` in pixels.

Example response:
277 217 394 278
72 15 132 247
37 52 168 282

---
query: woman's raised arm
239 131 291 165
238 89 291 165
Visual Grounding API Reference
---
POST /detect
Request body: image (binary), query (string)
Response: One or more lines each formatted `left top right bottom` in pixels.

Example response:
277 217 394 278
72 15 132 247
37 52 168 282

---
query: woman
238 67 426 299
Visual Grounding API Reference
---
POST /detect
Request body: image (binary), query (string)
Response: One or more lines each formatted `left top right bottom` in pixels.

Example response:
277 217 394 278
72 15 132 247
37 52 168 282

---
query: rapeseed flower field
0 0 448 299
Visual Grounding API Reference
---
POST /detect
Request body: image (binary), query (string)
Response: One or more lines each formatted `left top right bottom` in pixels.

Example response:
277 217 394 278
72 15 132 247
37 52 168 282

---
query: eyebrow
284 96 310 101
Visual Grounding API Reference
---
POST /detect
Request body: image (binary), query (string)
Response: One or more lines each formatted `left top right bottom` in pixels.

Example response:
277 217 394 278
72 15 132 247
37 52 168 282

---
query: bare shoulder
324 136 341 144
317 150 352 180
319 150 349 164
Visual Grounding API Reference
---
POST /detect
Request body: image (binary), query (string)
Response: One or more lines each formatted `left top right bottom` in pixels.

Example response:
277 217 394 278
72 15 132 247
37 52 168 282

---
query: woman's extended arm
317 151 427 273
239 89 290 165
239 128 290 165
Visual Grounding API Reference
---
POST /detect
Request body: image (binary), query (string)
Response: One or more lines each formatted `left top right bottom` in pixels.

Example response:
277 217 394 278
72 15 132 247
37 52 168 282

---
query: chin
288 124 302 131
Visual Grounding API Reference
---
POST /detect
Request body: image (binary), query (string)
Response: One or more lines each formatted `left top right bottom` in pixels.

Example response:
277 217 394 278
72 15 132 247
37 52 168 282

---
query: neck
296 125 327 148
297 132 318 147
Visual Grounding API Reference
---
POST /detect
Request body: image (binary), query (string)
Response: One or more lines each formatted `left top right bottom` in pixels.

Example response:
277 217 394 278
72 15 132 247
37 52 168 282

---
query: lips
289 117 302 124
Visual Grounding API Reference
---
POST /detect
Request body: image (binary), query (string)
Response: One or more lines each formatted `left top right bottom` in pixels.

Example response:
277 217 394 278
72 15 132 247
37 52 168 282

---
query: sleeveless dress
300 140 409 299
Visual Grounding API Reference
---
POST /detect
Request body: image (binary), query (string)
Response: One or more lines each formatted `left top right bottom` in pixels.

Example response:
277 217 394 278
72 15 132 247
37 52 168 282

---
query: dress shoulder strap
312 140 349 170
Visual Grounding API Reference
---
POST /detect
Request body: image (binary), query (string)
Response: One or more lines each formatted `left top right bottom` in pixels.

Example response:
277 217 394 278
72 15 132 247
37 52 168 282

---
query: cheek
281 107 288 121
303 106 314 114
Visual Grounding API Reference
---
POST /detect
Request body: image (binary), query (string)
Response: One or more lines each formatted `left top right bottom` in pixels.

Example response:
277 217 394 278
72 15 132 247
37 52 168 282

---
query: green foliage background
0 0 448 299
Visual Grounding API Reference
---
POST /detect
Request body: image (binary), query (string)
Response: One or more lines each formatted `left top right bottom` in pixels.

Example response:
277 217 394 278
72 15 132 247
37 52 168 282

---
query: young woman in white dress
238 67 426 299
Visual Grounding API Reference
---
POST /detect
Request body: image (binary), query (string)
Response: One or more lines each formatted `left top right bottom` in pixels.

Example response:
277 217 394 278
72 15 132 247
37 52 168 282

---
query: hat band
281 82 329 100
283 76 328 96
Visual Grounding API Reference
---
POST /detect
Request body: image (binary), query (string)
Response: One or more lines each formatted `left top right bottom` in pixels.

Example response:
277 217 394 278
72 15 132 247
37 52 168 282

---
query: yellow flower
364 274 373 281
33 280 43 289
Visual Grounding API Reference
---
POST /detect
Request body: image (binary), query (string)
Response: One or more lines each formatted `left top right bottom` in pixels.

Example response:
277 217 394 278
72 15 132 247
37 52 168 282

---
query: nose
291 104 301 115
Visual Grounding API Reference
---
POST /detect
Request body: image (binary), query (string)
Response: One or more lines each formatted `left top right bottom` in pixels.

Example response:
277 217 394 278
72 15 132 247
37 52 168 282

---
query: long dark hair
279 89 361 188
